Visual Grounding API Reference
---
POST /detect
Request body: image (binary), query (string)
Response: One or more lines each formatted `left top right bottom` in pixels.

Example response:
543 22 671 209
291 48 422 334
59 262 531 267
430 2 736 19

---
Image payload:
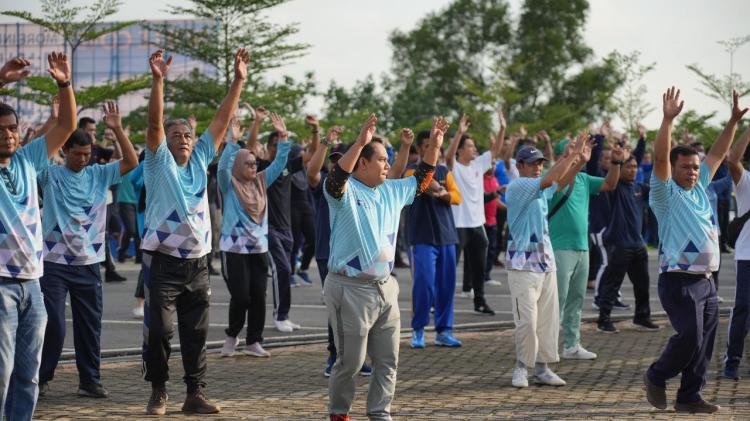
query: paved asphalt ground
58 250 739 357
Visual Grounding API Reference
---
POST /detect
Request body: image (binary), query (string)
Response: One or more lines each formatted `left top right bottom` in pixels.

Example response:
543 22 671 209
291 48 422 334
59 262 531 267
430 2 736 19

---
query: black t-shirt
258 156 304 230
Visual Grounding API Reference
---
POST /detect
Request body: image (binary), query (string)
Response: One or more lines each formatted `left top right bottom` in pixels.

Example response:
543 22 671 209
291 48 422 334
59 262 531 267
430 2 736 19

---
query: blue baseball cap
516 146 547 163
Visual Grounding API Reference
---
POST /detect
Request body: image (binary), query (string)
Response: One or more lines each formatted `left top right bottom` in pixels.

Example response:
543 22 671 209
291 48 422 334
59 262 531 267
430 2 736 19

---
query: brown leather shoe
146 386 168 416
182 389 220 414
643 372 666 409
674 400 720 414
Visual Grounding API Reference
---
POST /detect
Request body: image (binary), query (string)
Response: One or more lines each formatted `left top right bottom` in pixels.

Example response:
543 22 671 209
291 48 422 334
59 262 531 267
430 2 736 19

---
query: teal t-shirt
548 172 604 251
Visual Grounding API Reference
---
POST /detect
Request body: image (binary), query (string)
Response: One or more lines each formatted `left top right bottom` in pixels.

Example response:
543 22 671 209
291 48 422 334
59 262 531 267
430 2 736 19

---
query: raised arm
326 114 377 199
245 105 268 152
600 144 629 192
728 126 750 184
654 86 685 181
491 110 506 159
445 113 469 170
633 123 647 164
388 128 415 178
704 89 748 177
102 101 138 175
307 126 342 189
42 53 77 158
36 95 59 138
543 133 586 190
0 57 32 89
208 49 250 150
146 50 172 153
504 133 520 170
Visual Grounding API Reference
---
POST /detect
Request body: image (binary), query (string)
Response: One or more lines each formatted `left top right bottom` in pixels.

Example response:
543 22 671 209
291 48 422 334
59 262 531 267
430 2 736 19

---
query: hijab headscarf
230 149 267 224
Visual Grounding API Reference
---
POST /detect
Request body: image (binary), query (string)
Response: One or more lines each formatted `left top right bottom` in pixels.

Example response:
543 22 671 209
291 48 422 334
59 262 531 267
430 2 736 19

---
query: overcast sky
2 0 750 129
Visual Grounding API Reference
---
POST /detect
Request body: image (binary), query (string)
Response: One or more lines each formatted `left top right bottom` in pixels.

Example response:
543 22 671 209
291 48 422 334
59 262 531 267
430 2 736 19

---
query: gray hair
164 118 193 136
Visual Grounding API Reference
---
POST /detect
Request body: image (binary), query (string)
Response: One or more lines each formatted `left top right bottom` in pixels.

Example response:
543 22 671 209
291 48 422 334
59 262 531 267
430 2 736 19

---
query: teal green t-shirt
548 172 604 251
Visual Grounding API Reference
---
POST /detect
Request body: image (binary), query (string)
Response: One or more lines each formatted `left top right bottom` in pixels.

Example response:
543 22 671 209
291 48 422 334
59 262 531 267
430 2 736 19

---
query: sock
534 362 549 376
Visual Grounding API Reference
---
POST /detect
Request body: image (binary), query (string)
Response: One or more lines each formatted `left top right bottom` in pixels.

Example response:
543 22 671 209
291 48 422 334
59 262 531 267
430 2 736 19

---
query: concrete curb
62 307 733 362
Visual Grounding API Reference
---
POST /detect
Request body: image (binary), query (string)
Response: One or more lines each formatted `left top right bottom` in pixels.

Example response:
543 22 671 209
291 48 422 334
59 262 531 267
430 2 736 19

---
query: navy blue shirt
407 164 459 246
313 171 331 260
603 180 649 247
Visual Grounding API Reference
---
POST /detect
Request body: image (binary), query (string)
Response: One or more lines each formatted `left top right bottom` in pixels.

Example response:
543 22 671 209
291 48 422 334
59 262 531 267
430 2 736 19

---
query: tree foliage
612 51 656 132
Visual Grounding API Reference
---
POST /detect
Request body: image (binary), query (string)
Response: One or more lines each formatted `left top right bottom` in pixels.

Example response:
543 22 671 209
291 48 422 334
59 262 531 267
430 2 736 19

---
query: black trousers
456 226 487 305
484 224 498 280
597 246 651 323
117 203 141 261
495 207 507 255
221 252 269 344
316 258 336 360
142 251 209 392
718 199 730 249
269 228 293 321
291 207 315 273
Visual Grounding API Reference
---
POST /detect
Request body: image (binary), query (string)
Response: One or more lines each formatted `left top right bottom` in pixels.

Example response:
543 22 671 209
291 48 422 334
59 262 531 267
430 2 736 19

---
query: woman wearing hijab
219 113 291 358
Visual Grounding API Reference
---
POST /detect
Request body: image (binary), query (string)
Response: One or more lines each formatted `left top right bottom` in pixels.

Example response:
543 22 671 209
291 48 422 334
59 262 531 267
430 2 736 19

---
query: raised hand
47 52 71 83
637 122 647 139
326 125 343 144
149 50 172 79
610 143 630 162
730 89 749 122
270 112 288 139
230 117 243 142
537 130 551 144
457 113 470 134
600 120 612 138
234 48 250 81
662 86 684 121
497 109 507 130
305 115 320 130
0 57 32 84
519 125 528 139
101 101 122 130
430 116 450 149
187 115 197 132
357 113 378 146
400 128 415 146
254 105 269 122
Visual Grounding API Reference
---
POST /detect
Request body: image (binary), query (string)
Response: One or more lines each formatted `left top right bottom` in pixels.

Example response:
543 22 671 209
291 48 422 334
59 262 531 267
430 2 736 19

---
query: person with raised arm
505 134 587 388
38 101 138 399
445 111 506 315
218 112 291 359
324 114 445 421
0 53 77 421
140 48 249 416
643 88 747 414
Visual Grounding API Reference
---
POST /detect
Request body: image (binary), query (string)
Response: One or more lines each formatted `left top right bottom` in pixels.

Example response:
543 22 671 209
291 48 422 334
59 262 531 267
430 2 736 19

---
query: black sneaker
674 400 720 414
632 320 660 331
643 372 666 409
77 383 109 398
105 271 127 282
614 299 631 310
474 302 496 316
597 321 618 333
39 382 49 397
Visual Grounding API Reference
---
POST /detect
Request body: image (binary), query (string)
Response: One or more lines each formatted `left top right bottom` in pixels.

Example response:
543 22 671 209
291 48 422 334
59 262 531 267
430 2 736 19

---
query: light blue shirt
218 141 289 254
325 176 416 280
142 132 216 259
0 136 48 279
649 162 719 273
40 162 121 265
506 177 557 272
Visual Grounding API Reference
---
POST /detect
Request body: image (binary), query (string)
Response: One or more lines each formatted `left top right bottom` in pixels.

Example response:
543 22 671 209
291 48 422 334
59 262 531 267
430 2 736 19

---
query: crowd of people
0 48 749 421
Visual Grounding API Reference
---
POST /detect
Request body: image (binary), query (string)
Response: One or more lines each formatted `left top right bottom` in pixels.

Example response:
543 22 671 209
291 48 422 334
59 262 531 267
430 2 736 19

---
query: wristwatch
320 138 329 146
611 159 624 166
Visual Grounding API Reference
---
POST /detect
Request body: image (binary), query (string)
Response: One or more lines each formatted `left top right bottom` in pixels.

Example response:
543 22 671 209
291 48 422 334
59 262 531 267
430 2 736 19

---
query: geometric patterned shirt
649 161 720 274
0 136 49 279
142 132 216 259
40 161 121 265
218 141 289 254
505 177 558 273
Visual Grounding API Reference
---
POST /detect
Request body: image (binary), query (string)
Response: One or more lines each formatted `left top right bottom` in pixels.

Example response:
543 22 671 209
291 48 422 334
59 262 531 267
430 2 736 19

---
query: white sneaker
459 290 474 299
533 369 566 386
562 344 597 360
242 342 271 357
132 306 144 319
485 279 502 287
512 367 529 388
287 320 301 330
275 319 293 333
221 336 239 357
717 295 724 303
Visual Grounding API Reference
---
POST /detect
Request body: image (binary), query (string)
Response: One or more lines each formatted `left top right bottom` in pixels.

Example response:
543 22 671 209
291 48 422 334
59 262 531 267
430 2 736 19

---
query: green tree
3 0 148 111
322 76 393 143
612 51 656 132
686 63 750 111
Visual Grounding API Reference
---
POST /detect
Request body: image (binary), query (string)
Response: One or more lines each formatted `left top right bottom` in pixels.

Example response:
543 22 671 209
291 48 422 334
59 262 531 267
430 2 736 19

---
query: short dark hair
458 134 472 150
354 138 385 171
0 103 18 125
63 128 93 150
78 117 96 128
415 130 431 147
669 145 699 166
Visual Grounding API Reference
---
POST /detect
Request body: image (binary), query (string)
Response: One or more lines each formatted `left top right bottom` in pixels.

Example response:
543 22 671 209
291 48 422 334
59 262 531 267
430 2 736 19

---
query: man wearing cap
505 136 587 388
445 111 506 315
548 132 621 360
643 88 747 414
405 130 463 349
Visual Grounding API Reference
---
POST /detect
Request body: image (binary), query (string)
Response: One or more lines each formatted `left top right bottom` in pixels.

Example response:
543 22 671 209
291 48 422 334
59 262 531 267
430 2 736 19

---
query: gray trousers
324 272 400 420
